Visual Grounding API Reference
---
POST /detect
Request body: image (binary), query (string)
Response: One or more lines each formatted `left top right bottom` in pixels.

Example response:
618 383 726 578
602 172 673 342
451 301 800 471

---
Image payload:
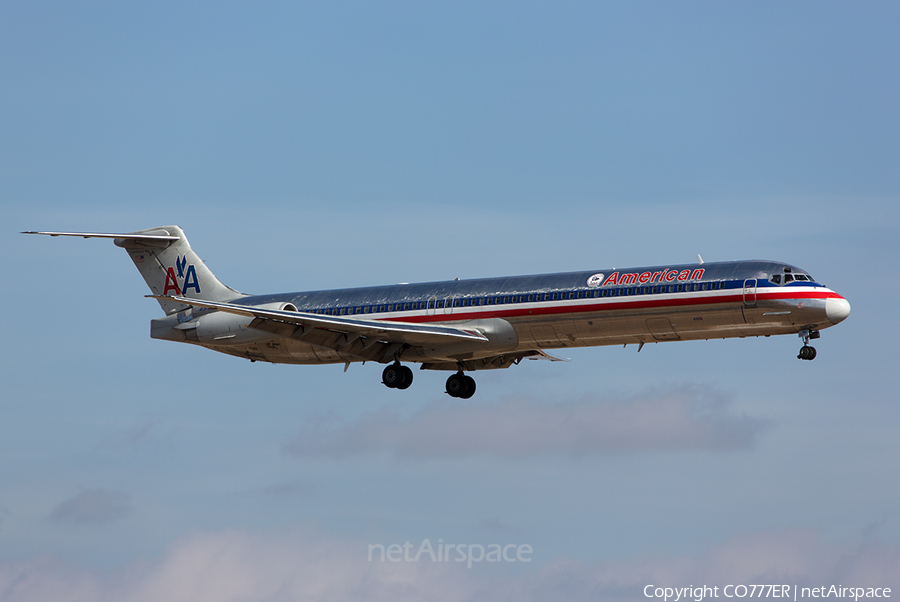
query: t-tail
23 225 244 314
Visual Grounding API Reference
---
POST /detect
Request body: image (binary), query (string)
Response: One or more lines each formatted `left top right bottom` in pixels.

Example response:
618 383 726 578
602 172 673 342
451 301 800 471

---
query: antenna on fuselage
697 254 704 264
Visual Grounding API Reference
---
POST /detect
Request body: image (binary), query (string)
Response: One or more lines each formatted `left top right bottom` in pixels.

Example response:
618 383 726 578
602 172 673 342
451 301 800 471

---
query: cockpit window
773 269 815 285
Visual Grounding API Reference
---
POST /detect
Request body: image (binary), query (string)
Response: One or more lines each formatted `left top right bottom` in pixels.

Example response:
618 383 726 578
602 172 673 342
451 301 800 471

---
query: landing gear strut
797 329 819 361
445 371 476 399
382 362 413 389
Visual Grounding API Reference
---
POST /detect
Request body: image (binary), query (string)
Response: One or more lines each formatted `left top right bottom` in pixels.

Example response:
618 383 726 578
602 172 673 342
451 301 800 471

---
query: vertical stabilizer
114 225 244 314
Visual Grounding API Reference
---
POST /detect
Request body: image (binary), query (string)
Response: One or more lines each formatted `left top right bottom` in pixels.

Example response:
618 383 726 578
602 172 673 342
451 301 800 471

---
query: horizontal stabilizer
22 231 179 241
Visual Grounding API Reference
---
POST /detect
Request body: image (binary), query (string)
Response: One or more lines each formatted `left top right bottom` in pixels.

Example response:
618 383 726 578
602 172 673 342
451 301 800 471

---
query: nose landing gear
797 329 820 361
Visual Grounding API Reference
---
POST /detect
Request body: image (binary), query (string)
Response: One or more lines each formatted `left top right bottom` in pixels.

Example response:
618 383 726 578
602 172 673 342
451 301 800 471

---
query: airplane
24 225 851 398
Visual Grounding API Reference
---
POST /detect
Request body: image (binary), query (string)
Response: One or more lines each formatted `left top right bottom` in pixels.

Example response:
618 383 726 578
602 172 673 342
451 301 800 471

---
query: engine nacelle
417 317 519 361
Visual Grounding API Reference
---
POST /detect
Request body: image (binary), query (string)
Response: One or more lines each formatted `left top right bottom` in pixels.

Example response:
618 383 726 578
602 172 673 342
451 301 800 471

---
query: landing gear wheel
446 372 476 398
459 375 476 399
446 373 464 397
798 345 817 360
382 363 413 389
396 365 413 390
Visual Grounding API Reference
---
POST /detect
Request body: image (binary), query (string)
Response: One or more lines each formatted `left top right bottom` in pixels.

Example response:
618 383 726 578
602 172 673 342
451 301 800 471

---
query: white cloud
0 526 897 602
284 386 768 459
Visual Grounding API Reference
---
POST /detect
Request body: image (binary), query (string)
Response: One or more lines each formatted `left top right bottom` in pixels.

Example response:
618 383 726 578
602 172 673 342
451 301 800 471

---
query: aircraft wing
153 296 488 357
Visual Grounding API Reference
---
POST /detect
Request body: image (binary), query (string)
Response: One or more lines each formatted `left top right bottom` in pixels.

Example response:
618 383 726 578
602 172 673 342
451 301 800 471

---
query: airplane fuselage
151 259 849 370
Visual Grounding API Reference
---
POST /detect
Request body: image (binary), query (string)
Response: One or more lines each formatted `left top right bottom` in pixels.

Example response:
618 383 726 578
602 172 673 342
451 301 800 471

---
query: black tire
459 375 476 399
396 365 413 390
446 373 465 397
382 364 401 388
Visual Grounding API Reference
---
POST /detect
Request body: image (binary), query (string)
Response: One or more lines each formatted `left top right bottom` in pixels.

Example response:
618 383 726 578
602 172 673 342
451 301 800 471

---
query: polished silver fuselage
152 260 849 370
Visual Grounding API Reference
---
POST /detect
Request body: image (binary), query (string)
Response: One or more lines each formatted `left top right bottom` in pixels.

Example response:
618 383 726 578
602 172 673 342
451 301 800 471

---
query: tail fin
24 225 244 314
116 225 244 314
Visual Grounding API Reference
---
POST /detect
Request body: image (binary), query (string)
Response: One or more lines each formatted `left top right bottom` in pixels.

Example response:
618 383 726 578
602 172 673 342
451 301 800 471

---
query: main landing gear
445 371 476 399
382 362 413 390
381 363 478 398
797 329 820 361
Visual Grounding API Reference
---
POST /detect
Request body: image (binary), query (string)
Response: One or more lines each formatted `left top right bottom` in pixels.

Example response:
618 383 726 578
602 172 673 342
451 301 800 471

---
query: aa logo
163 255 201 295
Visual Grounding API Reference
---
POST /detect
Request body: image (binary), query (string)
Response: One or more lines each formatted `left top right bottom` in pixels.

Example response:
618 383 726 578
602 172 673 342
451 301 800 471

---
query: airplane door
743 279 757 306
444 297 454 315
427 296 437 316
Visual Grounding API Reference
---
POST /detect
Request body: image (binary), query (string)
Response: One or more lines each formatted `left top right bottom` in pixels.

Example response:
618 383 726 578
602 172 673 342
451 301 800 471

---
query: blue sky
2 2 899 600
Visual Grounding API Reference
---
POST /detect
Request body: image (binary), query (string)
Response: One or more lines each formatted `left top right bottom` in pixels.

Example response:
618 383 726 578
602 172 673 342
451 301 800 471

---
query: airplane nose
826 296 851 325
